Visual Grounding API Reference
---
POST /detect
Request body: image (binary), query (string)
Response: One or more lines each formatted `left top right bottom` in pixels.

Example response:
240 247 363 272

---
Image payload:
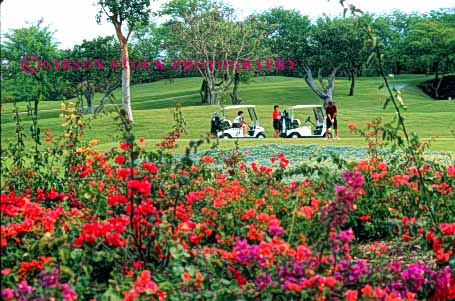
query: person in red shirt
272 105 281 138
325 101 339 139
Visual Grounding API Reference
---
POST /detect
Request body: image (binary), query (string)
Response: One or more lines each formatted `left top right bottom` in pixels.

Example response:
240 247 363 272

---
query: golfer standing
272 105 281 138
325 101 339 139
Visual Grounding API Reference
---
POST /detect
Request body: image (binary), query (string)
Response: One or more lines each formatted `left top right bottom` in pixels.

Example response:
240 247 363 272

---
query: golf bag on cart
280 110 291 137
210 112 221 136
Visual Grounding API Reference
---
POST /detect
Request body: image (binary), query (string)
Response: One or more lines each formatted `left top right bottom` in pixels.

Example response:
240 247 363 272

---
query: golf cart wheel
223 134 232 139
256 133 265 139
290 133 300 139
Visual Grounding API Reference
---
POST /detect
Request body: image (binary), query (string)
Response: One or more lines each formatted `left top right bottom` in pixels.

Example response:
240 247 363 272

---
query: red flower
107 194 128 206
345 290 358 301
143 162 158 174
181 272 191 282
127 179 151 196
359 215 371 222
185 191 206 205
133 260 144 269
200 156 215 163
287 282 302 291
115 155 126 165
447 165 455 177
347 123 358 130
440 223 455 236
279 159 289 169
120 142 132 150
133 270 158 293
361 284 373 296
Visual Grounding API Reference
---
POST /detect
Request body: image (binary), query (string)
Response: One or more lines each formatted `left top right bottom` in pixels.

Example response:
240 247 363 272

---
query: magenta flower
268 225 285 237
255 274 273 290
1 288 15 300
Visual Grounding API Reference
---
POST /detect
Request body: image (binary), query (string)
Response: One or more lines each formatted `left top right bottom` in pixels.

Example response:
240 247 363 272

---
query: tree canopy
2 7 454 105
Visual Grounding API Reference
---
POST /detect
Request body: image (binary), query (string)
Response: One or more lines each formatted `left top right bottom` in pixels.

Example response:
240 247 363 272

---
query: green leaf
70 248 82 260
383 98 391 110
102 288 121 301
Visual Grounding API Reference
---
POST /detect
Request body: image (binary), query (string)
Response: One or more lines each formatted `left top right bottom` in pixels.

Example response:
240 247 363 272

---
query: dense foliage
1 103 455 300
2 7 454 104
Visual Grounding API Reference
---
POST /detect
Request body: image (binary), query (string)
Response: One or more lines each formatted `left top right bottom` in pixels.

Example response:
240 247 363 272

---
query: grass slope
1 75 454 151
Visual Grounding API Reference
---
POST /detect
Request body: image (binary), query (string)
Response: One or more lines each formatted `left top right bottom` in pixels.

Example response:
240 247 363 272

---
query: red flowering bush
1 105 455 300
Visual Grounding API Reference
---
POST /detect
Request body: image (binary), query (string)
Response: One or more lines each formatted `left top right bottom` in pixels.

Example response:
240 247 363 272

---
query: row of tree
2 0 454 121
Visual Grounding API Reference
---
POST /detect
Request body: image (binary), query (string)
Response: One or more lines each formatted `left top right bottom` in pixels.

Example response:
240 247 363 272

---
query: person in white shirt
233 111 248 135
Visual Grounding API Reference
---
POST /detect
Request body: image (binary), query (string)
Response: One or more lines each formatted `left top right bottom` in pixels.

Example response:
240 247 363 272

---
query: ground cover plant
1 100 455 300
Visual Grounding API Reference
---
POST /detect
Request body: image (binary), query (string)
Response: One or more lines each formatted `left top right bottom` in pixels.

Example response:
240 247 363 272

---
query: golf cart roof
288 105 323 109
223 105 256 110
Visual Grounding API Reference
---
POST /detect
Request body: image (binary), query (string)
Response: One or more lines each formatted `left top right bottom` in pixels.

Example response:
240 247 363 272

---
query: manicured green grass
1 75 454 152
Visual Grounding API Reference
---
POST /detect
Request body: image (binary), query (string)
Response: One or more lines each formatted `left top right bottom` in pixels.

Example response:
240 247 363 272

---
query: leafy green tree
404 12 455 97
257 8 311 75
372 11 419 75
1 19 61 102
337 17 370 96
162 0 265 105
226 16 267 104
64 36 121 113
130 22 164 59
302 17 351 105
129 22 175 84
96 0 151 122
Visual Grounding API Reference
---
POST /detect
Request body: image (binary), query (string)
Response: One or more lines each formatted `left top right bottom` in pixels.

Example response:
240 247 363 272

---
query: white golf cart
210 105 266 139
280 105 329 138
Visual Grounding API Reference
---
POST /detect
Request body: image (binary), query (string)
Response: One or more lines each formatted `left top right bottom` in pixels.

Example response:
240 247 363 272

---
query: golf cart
210 105 266 139
280 105 329 138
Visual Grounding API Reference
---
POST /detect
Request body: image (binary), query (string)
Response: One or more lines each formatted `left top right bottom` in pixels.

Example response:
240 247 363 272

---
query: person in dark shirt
325 101 339 139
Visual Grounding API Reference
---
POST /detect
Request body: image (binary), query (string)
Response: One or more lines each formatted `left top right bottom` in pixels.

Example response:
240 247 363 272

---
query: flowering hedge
1 104 455 300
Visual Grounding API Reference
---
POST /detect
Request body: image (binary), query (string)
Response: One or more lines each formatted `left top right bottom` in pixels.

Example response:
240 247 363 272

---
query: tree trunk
348 70 356 96
230 72 241 104
303 65 342 107
121 45 133 121
205 75 217 105
78 94 84 113
94 85 119 114
432 61 441 98
200 79 208 104
434 59 449 99
434 61 440 83
395 61 401 75
86 92 94 114
207 90 216 104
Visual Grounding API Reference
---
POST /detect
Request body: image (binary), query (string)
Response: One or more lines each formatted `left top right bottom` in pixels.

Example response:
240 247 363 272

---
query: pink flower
1 288 14 300
447 165 455 177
